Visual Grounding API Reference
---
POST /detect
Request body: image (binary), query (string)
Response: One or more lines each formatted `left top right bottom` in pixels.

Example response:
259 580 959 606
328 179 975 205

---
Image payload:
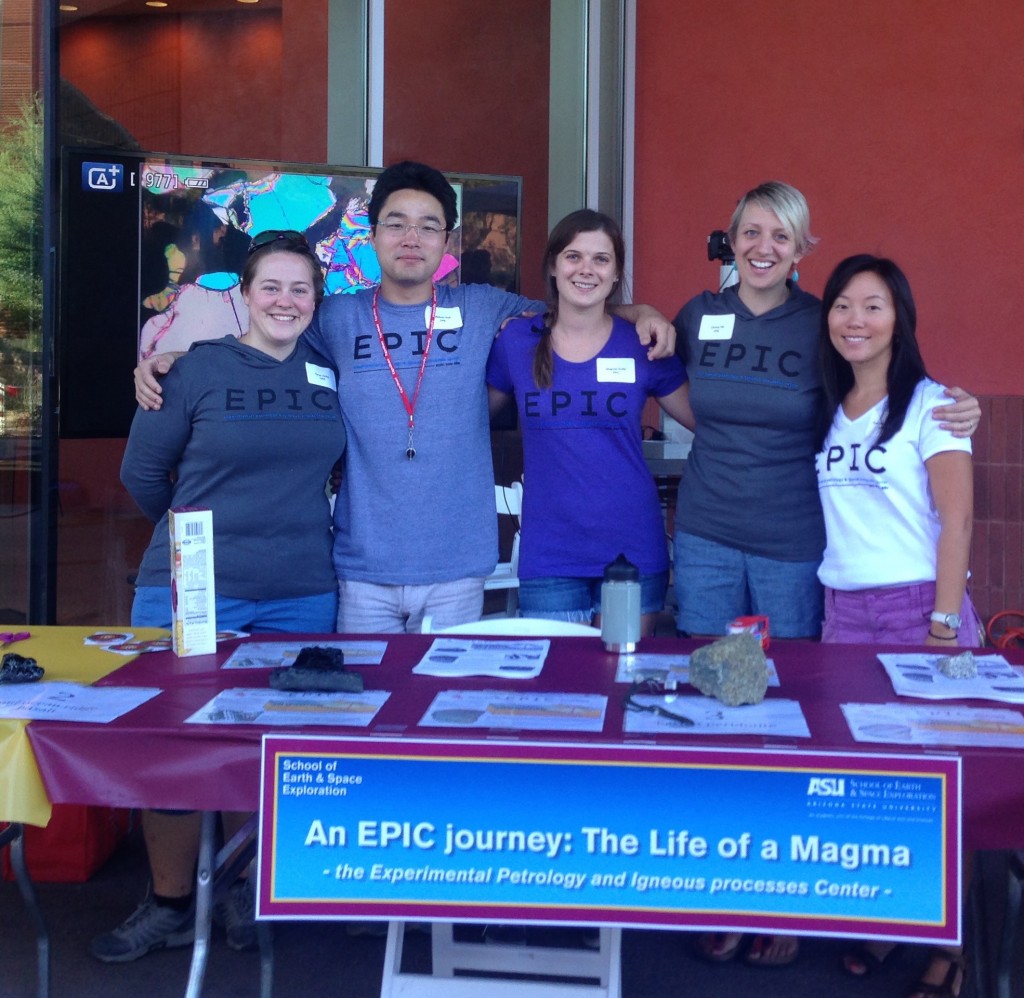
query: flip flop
841 941 904 977
742 933 800 968
694 931 748 963
907 948 965 998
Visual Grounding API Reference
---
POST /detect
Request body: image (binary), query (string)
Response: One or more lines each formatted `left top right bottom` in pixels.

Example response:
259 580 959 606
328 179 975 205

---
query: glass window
37 1 610 626
0 3 43 625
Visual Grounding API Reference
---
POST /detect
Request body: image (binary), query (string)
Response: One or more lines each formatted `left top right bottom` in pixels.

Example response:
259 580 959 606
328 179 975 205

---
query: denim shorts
519 571 669 624
822 582 983 647
673 531 823 639
132 586 338 634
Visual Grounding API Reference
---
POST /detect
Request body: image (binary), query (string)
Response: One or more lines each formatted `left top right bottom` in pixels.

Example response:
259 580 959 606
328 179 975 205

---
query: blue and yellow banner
258 735 960 942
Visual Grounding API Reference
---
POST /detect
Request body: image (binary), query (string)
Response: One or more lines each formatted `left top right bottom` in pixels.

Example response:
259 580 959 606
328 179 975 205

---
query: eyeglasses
248 229 311 255
376 221 447 240
622 678 694 727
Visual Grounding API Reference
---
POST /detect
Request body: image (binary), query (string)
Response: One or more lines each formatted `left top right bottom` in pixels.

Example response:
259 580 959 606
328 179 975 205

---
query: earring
791 269 800 283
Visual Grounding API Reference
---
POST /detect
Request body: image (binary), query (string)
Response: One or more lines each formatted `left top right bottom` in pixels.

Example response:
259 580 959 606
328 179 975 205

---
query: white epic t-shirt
815 379 971 590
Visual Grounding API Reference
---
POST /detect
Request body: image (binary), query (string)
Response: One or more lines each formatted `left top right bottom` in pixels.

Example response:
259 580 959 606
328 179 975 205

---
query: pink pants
822 581 983 647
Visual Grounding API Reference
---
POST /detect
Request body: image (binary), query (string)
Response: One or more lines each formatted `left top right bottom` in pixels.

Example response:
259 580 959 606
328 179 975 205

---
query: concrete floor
5 829 1022 997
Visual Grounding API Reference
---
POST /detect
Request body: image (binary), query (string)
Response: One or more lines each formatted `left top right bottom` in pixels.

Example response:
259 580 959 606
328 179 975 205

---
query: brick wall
970 397 1024 637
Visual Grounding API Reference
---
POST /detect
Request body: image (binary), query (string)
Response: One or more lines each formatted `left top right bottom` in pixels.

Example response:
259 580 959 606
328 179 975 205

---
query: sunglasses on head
248 229 311 255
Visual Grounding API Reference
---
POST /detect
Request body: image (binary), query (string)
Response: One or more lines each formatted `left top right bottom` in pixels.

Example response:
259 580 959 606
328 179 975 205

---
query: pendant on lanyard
371 287 438 459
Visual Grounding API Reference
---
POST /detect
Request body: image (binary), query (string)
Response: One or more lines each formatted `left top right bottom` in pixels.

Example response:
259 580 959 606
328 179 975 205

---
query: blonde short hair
728 181 818 256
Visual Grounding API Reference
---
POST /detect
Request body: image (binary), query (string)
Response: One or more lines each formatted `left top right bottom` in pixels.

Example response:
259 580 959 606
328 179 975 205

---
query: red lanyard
371 286 438 459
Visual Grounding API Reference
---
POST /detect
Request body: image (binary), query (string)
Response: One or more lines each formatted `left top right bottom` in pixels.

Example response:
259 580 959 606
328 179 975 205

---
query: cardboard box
169 506 216 656
728 615 770 650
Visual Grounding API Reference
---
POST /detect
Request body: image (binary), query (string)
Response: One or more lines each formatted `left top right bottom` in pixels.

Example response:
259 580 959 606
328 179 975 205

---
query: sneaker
89 897 195 963
213 879 258 952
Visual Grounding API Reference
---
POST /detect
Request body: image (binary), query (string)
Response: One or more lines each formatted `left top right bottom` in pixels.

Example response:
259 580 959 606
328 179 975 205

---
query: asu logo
807 777 846 797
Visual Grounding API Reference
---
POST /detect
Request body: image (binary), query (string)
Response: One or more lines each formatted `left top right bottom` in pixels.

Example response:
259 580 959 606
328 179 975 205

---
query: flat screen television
59 149 523 438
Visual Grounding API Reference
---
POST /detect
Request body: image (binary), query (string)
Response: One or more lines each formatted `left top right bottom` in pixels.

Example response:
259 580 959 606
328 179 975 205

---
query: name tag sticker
596 358 636 383
306 363 337 391
698 314 736 340
431 306 463 329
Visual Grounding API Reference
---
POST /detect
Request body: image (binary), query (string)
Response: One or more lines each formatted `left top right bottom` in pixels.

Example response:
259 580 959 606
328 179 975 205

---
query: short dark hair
816 254 928 451
367 161 458 231
241 237 325 304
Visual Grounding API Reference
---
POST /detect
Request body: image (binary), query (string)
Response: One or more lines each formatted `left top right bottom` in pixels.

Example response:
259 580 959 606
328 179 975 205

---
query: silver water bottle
601 553 641 652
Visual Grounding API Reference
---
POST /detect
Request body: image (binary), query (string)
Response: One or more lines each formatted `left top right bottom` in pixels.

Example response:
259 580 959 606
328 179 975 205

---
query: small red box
727 615 770 649
2 805 133 883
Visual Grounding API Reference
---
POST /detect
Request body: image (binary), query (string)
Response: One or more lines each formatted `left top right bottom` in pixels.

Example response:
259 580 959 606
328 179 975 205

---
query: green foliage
0 95 43 336
0 96 43 433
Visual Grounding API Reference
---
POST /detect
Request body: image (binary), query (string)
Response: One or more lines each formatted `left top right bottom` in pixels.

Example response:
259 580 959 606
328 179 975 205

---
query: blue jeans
673 531 822 639
519 572 669 623
132 586 338 633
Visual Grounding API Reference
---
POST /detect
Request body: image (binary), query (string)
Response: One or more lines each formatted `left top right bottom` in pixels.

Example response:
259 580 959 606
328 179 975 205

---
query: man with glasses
137 160 675 633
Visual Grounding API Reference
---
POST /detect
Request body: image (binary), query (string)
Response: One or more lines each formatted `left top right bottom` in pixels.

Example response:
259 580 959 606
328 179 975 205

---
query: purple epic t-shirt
487 315 686 578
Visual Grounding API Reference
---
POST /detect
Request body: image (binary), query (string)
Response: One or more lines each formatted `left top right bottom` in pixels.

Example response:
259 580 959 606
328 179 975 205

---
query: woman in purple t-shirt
486 210 694 636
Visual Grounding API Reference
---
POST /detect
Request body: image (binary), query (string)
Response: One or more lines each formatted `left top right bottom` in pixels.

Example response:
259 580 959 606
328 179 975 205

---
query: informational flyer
185 688 390 727
258 736 961 944
615 653 780 689
844 701 1024 748
419 690 606 732
0 682 160 722
623 696 809 738
413 639 551 679
221 641 387 670
877 653 1024 703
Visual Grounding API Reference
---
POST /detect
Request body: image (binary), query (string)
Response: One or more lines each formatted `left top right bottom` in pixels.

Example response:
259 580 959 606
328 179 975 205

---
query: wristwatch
930 611 962 630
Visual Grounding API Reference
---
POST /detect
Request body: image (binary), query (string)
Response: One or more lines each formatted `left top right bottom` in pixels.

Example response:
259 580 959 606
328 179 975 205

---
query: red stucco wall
633 0 1024 396
60 5 326 163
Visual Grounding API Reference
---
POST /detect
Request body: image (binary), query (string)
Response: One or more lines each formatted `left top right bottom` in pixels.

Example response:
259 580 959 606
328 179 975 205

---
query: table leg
381 921 406 998
1 823 49 998
996 851 1024 998
180 812 271 998
184 811 216 998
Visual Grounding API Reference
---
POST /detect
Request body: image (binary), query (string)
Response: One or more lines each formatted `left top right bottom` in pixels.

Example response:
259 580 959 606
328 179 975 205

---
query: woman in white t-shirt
815 253 980 649
816 254 976 998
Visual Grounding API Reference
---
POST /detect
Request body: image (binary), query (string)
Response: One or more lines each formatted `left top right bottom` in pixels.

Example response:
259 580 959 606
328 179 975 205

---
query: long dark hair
816 254 929 451
532 209 625 389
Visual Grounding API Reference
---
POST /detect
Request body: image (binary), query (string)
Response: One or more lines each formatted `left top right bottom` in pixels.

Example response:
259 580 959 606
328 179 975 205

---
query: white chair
382 921 621 998
421 616 597 636
483 481 524 617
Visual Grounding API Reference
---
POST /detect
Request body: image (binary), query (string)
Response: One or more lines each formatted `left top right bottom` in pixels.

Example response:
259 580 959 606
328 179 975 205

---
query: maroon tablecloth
26 635 1024 849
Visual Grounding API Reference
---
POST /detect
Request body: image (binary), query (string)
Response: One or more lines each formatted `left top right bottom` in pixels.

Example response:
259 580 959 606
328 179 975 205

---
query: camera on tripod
707 229 733 263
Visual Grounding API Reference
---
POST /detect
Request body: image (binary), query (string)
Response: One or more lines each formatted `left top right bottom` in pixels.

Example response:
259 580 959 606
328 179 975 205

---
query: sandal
907 948 965 998
694 931 748 963
742 933 800 968
841 941 904 978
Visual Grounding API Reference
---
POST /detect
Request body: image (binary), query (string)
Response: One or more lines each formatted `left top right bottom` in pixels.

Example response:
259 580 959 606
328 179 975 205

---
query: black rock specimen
0 653 45 684
269 645 364 692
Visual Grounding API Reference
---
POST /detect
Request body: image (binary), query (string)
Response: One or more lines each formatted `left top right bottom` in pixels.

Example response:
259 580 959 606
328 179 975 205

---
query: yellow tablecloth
0 626 167 827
